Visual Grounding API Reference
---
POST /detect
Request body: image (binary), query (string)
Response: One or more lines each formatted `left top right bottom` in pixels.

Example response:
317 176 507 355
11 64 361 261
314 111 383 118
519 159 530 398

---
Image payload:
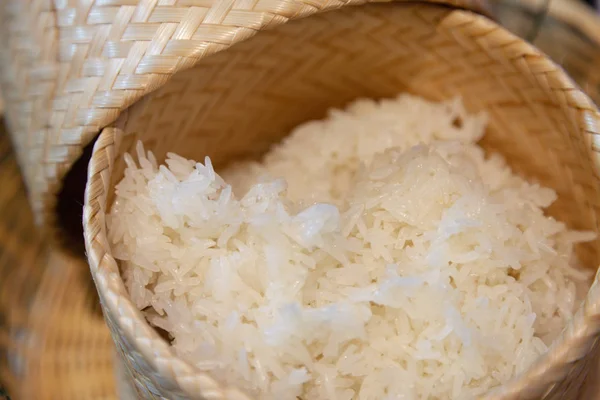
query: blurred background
1 0 600 398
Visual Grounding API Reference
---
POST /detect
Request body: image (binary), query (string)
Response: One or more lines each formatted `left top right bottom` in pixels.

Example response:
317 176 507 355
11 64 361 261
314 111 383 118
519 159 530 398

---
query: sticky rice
108 94 593 399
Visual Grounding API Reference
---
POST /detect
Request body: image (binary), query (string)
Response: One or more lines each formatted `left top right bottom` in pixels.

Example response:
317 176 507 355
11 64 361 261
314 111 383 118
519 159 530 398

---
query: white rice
108 94 594 400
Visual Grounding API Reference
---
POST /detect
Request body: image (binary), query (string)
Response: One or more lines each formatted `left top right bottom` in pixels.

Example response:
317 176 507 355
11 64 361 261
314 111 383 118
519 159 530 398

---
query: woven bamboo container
81 1 600 399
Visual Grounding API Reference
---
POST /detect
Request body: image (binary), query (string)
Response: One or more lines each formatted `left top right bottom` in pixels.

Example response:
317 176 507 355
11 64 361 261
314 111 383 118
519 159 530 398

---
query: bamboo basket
82 1 600 399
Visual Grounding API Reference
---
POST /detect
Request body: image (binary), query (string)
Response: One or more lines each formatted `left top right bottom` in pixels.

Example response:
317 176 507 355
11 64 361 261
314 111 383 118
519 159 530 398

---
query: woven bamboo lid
0 0 488 238
82 2 600 399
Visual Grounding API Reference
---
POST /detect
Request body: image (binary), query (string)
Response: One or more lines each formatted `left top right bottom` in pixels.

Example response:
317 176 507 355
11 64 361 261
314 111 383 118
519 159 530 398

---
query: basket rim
83 4 600 400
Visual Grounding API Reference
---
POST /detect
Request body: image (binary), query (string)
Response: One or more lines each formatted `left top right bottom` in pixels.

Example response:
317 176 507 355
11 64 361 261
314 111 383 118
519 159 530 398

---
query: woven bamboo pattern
0 0 488 236
0 124 117 400
83 2 600 399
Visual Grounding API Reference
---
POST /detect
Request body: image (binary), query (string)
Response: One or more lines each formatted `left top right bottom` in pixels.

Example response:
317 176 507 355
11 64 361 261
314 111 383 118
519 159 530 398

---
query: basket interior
101 2 600 270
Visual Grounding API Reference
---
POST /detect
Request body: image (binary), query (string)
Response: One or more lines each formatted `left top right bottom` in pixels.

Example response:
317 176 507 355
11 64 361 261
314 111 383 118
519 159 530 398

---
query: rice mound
108 94 594 400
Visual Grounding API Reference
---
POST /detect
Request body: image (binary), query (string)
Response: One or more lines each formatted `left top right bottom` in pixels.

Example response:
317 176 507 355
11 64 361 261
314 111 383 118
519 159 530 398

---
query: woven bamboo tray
0 122 118 399
2 0 600 399
494 0 600 105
